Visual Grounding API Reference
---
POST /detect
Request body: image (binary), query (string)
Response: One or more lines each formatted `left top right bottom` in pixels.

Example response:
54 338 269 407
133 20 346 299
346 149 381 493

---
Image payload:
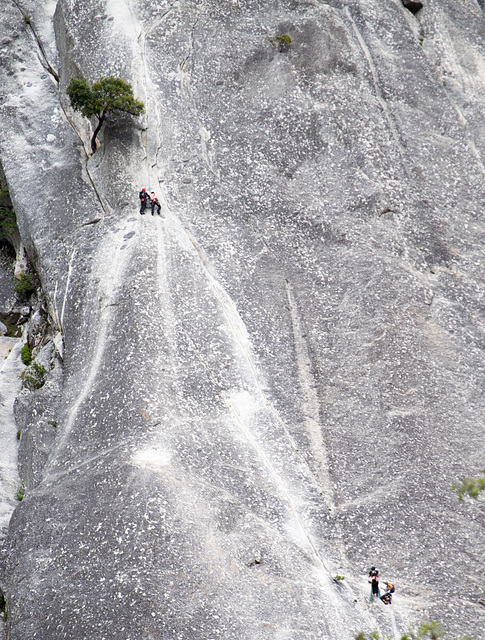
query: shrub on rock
12 273 36 301
20 344 32 365
19 361 46 391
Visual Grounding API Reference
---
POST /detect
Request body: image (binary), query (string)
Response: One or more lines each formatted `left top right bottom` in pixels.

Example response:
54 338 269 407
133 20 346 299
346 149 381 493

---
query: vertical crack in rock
11 0 59 82
344 6 411 180
121 0 165 180
285 279 335 509
60 248 76 328
56 101 108 215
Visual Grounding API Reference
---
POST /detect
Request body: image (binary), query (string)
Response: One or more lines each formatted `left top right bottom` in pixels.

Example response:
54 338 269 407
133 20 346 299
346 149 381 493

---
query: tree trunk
90 112 105 154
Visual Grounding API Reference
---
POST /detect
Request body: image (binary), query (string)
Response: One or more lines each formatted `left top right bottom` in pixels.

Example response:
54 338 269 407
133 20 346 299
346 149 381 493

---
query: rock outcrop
0 1 484 638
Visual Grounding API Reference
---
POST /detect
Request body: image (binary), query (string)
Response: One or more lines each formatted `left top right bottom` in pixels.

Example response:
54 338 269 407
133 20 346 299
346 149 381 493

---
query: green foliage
333 575 345 582
355 622 472 640
66 76 145 152
20 343 32 365
47 420 57 427
0 185 18 238
16 430 21 440
12 273 36 301
14 481 25 501
0 313 22 338
270 34 292 52
19 361 46 391
453 470 485 500
66 78 98 119
276 34 292 46
22 14 31 25
0 207 18 234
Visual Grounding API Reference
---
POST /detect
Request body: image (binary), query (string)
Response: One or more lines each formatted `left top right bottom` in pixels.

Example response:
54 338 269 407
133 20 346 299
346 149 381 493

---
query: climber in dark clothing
368 566 381 601
150 191 161 216
139 187 149 214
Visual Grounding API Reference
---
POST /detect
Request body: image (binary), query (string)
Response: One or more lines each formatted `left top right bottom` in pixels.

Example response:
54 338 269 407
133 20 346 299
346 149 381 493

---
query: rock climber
139 187 149 214
368 566 381 601
380 581 395 605
150 191 161 216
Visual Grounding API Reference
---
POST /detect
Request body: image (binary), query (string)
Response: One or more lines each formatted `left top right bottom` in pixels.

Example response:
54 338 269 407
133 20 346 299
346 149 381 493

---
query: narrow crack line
50 280 60 330
344 6 411 181
11 0 59 82
58 101 107 215
60 248 76 329
175 8 228 181
154 210 180 381
178 5 202 76
440 87 485 179
137 2 179 41
285 279 335 509
38 441 128 487
125 0 163 183
188 12 202 73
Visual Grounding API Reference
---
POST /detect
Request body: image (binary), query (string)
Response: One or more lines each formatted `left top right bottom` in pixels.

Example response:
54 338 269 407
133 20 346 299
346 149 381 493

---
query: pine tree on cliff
66 76 145 153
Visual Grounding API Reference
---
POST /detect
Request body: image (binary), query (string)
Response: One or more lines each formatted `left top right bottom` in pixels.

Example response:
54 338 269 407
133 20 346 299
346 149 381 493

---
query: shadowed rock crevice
402 0 424 14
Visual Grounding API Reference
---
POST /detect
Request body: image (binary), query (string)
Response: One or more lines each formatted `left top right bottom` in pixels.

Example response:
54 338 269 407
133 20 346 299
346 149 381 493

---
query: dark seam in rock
11 0 59 83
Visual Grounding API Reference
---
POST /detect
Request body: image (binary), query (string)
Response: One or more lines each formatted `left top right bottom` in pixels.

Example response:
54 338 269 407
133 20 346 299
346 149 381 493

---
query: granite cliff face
0 0 484 638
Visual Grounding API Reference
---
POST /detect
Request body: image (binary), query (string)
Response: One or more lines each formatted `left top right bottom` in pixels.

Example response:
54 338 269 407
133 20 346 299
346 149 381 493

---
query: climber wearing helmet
139 187 149 214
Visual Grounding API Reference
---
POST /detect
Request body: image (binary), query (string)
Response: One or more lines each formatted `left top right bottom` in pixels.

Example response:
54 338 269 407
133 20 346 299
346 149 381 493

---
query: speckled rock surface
0 0 484 638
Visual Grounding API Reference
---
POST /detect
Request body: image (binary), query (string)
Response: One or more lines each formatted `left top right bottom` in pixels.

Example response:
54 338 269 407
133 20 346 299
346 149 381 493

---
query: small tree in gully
66 76 145 153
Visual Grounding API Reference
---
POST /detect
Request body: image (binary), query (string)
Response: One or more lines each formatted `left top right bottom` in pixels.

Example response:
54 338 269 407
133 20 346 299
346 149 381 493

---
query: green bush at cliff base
0 185 18 238
20 344 32 365
0 207 17 235
12 273 36 301
19 361 46 391
15 482 25 501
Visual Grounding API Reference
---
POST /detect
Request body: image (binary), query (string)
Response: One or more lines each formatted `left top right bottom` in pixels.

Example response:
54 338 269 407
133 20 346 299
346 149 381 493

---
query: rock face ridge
0 0 484 639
